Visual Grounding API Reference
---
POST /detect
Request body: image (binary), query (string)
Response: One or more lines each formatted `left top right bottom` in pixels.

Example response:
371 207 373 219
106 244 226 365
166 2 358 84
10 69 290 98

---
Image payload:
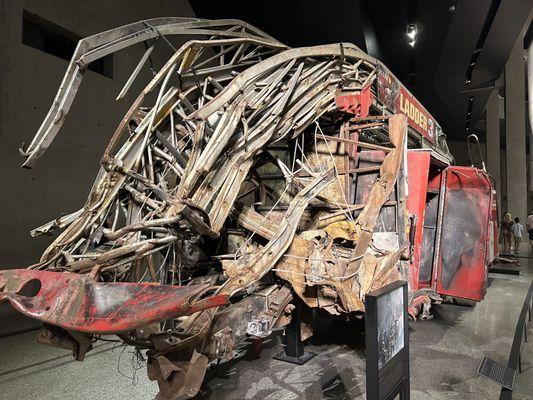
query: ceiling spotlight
407 26 417 39
406 24 418 46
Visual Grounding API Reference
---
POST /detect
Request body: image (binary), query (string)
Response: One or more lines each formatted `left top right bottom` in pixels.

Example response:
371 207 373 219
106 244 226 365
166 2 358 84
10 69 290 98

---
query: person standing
511 217 524 255
527 211 533 250
500 213 513 253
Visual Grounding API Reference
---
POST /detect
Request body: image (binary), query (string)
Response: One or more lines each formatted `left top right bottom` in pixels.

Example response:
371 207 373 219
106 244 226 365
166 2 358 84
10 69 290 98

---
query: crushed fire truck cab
0 18 496 400
406 153 493 316
367 62 494 317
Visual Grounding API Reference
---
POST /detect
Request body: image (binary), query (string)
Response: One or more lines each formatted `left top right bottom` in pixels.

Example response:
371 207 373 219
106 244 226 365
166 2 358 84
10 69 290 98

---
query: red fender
0 269 228 334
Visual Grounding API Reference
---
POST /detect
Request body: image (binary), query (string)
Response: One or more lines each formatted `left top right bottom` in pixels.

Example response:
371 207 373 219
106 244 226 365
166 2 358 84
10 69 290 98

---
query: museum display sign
365 280 409 400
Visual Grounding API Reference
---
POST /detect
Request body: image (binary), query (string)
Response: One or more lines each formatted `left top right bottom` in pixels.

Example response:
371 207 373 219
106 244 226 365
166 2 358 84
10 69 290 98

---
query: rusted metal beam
315 134 392 152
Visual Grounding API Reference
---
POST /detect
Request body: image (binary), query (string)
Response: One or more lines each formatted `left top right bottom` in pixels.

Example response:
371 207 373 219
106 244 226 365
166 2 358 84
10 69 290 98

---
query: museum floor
1 258 532 400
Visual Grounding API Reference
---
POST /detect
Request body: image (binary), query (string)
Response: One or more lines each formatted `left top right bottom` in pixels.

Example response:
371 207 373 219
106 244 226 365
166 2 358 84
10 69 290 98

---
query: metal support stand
273 304 316 365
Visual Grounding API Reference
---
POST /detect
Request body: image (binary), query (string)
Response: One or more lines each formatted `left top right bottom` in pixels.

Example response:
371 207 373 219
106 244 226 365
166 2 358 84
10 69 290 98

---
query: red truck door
433 166 492 301
406 151 431 292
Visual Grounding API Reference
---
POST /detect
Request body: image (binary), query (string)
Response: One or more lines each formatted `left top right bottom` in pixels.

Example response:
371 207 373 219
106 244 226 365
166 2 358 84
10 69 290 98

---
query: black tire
454 298 477 307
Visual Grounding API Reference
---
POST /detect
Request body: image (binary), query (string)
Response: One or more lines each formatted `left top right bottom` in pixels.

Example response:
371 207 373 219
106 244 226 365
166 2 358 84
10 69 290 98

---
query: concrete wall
504 35 528 224
0 0 194 334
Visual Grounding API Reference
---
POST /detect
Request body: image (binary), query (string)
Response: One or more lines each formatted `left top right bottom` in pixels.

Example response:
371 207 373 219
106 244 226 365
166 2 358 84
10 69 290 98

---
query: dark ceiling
190 0 532 141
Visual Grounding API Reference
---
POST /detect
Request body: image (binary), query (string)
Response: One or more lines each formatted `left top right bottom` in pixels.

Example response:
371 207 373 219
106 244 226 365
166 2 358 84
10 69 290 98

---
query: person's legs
503 234 508 253
502 234 507 253
514 237 521 254
506 234 512 253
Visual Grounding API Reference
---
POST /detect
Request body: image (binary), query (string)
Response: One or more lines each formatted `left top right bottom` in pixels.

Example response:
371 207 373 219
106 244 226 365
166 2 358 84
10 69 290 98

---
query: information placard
365 280 410 400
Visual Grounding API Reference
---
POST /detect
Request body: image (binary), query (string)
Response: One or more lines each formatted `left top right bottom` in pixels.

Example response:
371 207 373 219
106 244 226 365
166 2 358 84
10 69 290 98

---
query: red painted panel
0 269 228 334
334 85 372 117
434 167 492 301
376 63 438 143
406 151 431 293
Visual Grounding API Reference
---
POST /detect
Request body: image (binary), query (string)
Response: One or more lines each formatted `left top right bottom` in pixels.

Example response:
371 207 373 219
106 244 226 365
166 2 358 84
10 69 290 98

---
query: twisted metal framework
10 18 416 399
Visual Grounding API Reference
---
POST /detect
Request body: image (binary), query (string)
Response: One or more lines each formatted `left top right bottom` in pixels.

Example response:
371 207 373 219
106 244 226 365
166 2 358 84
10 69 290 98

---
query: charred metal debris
1 18 452 400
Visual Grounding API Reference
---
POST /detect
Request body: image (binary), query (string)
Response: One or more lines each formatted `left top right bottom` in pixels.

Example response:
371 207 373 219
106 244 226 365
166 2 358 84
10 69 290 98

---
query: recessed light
406 24 417 47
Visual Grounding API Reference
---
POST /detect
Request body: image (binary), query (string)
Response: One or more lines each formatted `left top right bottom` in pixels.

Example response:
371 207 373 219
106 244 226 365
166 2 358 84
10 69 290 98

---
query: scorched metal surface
0 269 228 333
434 167 492 301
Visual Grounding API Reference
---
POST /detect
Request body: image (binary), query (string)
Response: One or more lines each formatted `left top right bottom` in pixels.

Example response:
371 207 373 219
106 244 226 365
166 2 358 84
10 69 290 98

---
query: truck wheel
454 298 477 307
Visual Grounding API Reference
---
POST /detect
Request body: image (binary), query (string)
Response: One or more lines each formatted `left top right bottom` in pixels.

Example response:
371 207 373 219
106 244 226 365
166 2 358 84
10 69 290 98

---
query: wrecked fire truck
0 18 495 399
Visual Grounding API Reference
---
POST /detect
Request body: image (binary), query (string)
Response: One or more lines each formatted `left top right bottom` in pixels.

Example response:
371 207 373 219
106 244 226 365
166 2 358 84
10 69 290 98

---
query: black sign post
365 280 410 400
274 303 316 365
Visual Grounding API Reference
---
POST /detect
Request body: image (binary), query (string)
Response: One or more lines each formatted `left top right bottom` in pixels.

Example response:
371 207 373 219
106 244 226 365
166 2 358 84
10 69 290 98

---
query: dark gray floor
1 258 533 399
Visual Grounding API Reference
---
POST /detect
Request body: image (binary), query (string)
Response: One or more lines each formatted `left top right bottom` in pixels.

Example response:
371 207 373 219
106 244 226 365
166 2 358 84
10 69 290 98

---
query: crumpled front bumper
0 269 228 334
